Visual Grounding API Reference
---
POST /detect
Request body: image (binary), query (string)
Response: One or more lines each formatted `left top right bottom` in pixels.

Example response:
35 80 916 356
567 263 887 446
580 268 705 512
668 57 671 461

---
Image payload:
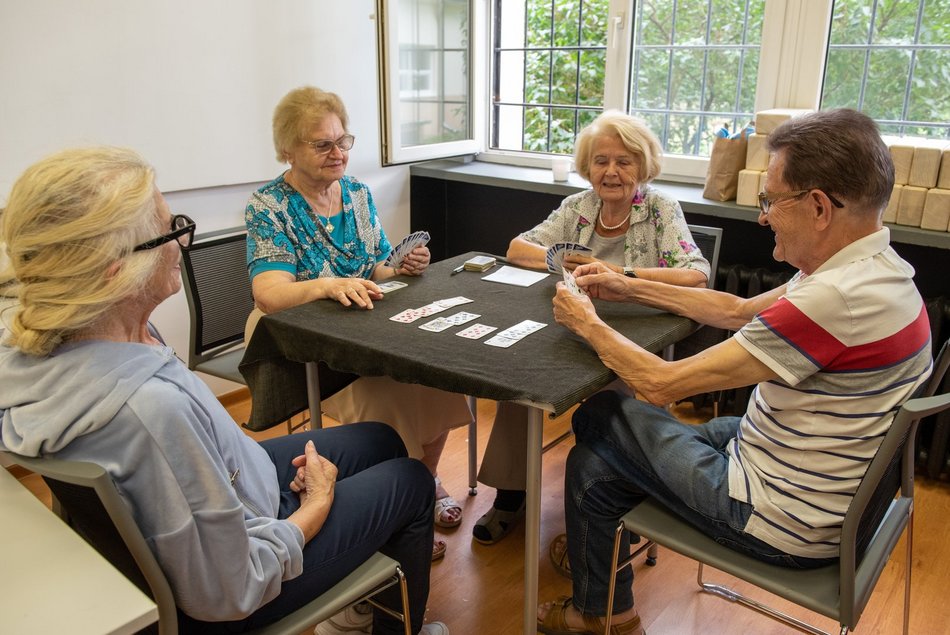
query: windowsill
410 158 950 250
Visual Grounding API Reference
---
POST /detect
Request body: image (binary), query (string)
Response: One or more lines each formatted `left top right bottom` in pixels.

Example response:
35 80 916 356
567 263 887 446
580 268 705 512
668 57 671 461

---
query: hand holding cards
546 242 592 273
385 230 430 269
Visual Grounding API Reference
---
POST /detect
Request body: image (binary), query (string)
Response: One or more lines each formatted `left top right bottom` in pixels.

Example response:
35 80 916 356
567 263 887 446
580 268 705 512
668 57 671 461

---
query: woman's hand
396 246 431 276
287 440 338 541
323 277 383 309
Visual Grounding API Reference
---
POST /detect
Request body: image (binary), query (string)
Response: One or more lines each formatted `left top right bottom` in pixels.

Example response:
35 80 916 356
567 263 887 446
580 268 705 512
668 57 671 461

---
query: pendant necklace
317 187 337 232
598 212 631 231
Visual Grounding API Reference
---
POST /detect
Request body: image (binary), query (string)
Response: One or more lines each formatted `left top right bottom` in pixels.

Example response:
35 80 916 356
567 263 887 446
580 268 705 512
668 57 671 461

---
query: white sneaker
420 622 449 635
314 602 373 635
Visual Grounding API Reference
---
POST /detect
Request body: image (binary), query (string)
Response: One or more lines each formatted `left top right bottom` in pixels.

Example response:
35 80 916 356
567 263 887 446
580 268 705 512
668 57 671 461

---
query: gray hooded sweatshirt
0 338 305 621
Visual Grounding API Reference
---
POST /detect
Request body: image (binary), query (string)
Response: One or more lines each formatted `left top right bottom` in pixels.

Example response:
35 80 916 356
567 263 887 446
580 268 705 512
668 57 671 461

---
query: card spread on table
546 242 592 273
484 319 547 348
562 267 586 296
419 311 480 332
389 297 474 323
456 323 497 339
384 230 430 268
377 280 408 293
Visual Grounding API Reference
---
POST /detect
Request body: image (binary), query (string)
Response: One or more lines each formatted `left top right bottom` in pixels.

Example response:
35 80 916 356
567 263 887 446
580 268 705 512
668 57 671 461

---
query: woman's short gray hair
272 86 349 163
574 110 663 183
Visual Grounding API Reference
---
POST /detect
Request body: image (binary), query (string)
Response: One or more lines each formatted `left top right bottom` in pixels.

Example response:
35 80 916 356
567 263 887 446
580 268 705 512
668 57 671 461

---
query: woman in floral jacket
473 111 711 546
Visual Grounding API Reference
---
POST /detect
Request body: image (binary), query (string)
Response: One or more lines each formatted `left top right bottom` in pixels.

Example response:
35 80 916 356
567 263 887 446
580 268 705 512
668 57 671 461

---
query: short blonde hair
0 146 162 356
574 110 663 184
272 86 349 163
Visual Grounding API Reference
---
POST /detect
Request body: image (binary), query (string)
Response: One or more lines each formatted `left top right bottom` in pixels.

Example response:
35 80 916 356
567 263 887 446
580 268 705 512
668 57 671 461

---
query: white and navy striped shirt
730 228 932 558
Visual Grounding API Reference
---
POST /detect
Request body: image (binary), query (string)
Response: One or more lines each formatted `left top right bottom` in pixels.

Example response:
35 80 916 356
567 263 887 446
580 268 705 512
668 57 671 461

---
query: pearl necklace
598 212 631 231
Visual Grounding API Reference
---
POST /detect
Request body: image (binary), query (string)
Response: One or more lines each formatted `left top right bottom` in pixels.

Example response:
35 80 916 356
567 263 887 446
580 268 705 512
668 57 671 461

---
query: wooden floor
14 395 950 634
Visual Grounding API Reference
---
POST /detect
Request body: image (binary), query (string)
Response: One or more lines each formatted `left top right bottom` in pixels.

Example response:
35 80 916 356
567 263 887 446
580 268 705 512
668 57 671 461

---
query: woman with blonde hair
0 146 445 634
245 86 473 561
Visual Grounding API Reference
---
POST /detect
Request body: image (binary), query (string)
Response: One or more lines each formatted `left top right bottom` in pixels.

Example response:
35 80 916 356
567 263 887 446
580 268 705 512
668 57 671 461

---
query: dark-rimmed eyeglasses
133 214 196 252
757 189 844 216
302 134 355 155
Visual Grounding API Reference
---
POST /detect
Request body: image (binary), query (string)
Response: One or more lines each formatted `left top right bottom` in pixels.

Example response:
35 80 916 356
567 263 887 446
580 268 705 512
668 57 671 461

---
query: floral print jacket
520 184 710 279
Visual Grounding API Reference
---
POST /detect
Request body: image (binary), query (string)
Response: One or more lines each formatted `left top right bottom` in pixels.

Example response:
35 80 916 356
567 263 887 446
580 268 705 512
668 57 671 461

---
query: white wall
1 0 412 395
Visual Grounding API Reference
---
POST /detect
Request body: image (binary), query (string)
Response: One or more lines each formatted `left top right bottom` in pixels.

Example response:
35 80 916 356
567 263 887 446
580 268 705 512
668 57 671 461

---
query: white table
0 466 158 634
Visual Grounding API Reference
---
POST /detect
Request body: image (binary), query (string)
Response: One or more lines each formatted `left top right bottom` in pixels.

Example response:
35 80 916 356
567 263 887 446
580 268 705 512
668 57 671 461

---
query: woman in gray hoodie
0 146 444 634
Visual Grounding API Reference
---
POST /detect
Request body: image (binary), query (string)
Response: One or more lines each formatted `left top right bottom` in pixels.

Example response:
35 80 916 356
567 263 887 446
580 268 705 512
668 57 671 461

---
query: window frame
376 0 486 165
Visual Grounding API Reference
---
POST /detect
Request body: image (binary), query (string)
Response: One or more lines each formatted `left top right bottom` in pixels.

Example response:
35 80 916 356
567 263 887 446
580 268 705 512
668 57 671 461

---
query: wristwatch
622 267 638 278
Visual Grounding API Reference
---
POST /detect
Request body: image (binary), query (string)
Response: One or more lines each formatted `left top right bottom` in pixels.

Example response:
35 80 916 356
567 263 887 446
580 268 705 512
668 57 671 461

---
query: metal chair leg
466 395 478 495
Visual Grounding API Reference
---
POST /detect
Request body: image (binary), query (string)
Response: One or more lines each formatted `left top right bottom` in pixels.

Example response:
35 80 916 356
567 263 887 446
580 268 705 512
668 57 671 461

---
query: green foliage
513 0 948 157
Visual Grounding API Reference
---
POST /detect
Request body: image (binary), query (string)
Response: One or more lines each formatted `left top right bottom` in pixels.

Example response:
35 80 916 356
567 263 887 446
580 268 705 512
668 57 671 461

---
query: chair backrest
2 453 177 635
839 339 950 628
179 228 256 369
687 224 722 289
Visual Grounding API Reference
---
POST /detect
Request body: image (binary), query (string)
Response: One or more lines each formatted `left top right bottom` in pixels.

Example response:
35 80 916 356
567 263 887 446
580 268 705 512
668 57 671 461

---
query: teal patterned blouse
245 174 392 281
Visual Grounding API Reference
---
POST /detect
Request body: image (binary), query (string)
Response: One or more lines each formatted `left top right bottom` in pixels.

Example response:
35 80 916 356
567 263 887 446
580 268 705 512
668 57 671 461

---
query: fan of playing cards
545 242 592 273
385 230 431 268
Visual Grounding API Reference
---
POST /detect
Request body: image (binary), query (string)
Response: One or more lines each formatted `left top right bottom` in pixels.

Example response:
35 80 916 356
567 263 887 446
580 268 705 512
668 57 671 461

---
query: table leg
305 362 323 429
523 406 543 634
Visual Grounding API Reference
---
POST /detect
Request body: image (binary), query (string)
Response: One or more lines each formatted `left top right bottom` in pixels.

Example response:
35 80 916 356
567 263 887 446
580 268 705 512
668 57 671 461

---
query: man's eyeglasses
302 134 356 155
757 189 844 216
133 214 196 252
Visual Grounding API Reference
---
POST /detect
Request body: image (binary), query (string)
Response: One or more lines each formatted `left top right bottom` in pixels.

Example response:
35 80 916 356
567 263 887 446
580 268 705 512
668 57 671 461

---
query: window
483 0 949 176
376 0 482 164
822 0 950 139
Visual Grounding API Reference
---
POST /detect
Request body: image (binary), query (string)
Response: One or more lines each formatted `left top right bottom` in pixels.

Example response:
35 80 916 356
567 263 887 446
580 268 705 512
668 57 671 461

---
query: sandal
549 533 571 579
432 539 447 561
537 596 645 635
472 502 526 544
433 477 462 528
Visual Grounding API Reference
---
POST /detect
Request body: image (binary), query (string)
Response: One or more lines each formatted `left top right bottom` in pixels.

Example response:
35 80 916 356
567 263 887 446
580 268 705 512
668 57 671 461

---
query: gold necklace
314 186 337 232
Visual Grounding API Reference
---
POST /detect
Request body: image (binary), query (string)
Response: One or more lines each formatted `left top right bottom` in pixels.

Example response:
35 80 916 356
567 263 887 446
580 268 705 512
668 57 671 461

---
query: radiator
681 264 950 478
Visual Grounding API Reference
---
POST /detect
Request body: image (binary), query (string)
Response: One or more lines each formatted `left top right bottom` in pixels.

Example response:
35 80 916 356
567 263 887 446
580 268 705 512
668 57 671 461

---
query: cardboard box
921 188 950 232
737 169 762 207
908 140 948 188
883 185 902 224
745 132 769 171
895 185 928 227
754 108 812 135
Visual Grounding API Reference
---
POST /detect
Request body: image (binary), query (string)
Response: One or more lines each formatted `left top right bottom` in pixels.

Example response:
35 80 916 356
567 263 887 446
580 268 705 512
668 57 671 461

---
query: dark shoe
471 501 526 544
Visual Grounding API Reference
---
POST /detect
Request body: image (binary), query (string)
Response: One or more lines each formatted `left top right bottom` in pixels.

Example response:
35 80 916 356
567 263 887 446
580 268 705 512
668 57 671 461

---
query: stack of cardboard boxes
732 109 950 233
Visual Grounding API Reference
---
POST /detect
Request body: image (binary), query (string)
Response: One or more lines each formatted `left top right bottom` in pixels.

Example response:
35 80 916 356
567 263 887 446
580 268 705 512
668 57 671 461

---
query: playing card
419 317 454 332
562 267 586 296
485 320 547 347
385 230 431 267
442 311 480 326
377 280 408 293
435 296 474 309
389 308 423 323
484 334 520 348
456 323 497 339
546 242 592 273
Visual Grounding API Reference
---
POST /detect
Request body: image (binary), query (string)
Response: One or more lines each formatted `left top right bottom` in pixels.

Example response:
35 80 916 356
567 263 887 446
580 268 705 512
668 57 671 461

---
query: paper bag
703 133 749 202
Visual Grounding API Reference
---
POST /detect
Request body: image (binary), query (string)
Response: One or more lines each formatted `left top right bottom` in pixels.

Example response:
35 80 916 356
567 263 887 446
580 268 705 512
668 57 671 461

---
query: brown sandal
549 533 572 579
537 596 645 635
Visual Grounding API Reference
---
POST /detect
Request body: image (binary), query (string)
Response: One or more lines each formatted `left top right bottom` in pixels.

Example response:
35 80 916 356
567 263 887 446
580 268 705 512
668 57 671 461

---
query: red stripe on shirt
759 300 930 371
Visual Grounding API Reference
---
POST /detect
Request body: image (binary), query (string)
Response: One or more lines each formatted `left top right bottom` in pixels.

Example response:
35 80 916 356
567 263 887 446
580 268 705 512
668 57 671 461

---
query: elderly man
537 108 933 635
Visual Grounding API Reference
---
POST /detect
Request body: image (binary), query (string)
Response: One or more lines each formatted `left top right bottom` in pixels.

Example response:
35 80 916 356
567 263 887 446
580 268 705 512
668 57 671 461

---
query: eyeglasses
757 189 844 215
302 134 355 155
133 214 196 252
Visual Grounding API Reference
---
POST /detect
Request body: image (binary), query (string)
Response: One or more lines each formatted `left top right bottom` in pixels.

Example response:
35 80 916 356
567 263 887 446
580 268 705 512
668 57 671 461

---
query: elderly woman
473 110 711 545
244 86 472 559
0 147 446 635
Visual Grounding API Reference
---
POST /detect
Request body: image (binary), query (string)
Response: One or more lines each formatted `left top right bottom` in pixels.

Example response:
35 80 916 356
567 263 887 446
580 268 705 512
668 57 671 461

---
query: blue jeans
566 391 834 616
180 422 433 634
